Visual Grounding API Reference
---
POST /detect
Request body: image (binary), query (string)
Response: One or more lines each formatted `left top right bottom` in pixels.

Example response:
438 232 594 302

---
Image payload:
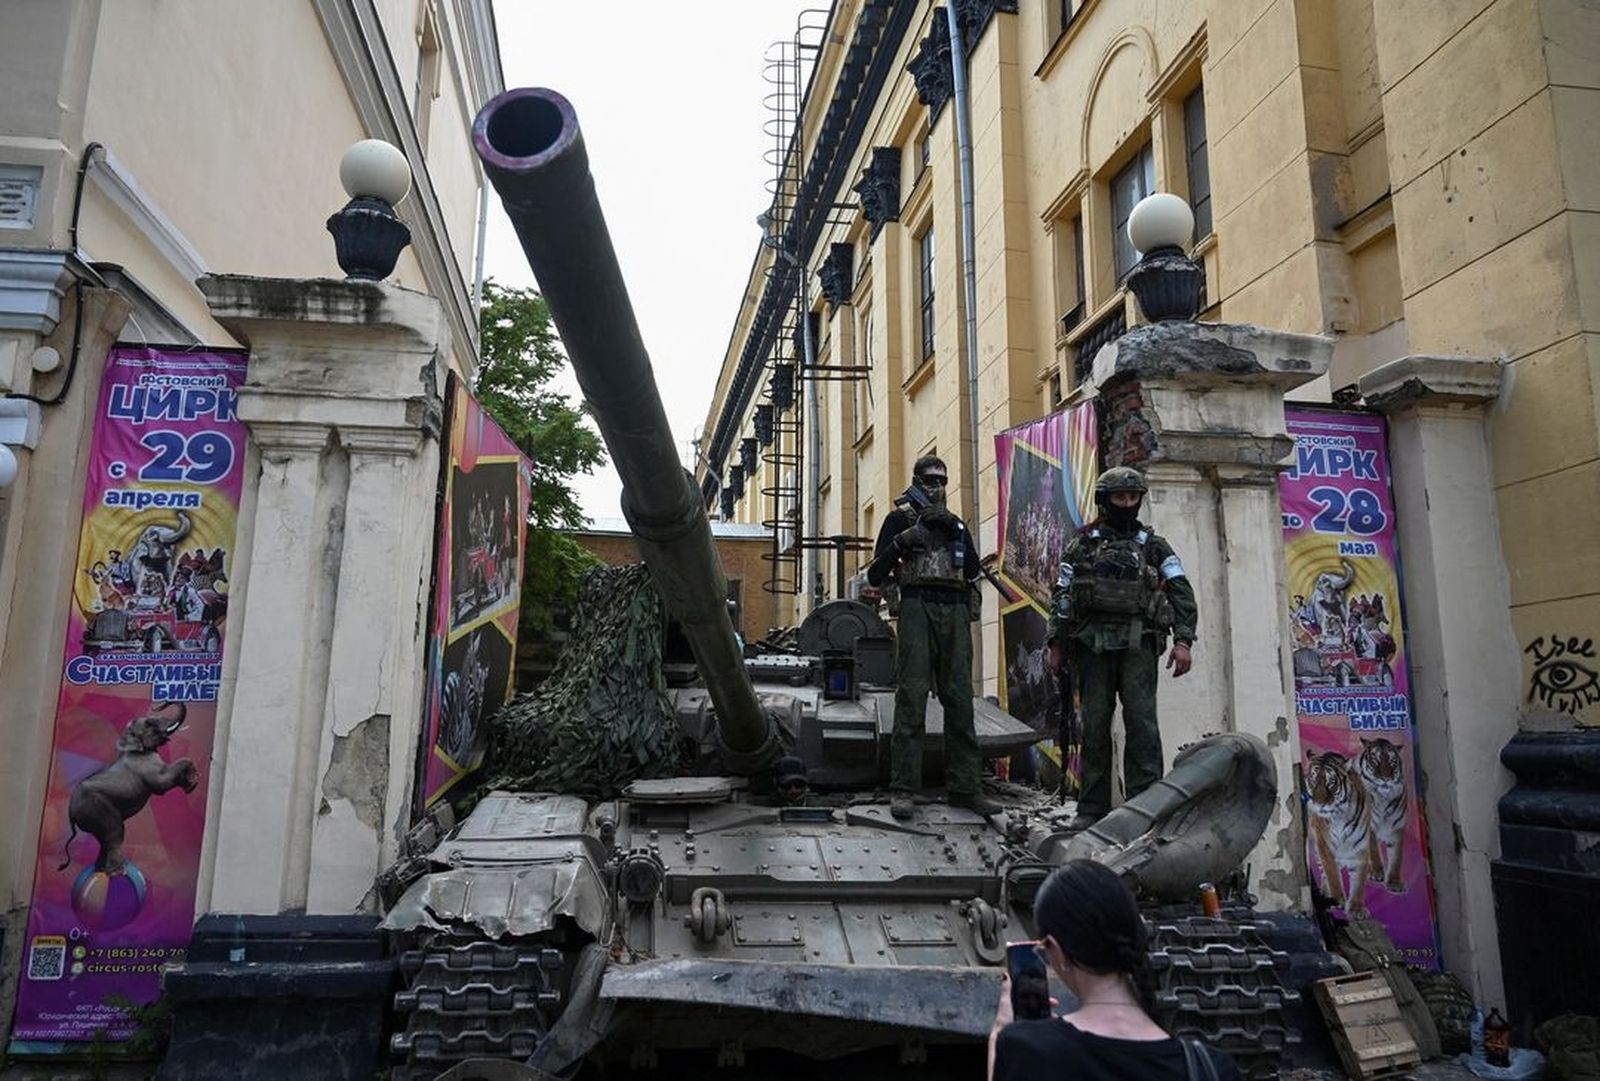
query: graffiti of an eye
1524 634 1600 714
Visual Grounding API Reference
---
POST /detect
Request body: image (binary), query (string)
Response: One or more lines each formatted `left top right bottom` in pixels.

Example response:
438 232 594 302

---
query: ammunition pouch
1071 576 1147 616
1070 566 1174 633
1149 589 1175 630
899 543 966 593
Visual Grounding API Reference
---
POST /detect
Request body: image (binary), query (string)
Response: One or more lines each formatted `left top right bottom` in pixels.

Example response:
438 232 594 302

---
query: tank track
1146 908 1331 1079
390 940 566 1081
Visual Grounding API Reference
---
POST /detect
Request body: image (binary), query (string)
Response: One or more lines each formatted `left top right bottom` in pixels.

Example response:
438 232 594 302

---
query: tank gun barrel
472 87 777 771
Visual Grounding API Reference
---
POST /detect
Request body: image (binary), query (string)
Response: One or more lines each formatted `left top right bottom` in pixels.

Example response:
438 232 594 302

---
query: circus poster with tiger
1281 408 1439 967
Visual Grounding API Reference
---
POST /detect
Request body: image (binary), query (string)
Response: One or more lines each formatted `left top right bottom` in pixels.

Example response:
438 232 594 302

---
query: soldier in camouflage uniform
1047 467 1197 831
867 455 1001 821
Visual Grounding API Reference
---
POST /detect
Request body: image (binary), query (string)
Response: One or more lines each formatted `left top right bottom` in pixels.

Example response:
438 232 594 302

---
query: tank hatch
622 777 739 804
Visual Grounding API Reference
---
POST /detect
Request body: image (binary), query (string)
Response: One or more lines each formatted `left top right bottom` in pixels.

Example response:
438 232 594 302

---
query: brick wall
571 531 782 642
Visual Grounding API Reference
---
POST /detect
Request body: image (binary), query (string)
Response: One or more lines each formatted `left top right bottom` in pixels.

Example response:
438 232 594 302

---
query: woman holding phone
988 860 1240 1081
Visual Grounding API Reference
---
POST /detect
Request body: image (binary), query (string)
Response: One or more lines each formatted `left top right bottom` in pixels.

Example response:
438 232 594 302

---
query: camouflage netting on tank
481 563 681 797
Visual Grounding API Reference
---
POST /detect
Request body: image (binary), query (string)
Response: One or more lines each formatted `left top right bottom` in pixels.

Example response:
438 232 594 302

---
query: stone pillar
1089 322 1331 909
196 275 446 915
1360 355 1516 1005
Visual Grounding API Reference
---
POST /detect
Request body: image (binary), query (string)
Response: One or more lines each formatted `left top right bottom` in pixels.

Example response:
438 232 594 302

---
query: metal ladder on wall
757 9 878 605
756 14 824 600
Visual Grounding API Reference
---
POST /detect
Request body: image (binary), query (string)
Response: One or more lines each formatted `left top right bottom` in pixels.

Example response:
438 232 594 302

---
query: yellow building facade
700 0 1598 716
698 0 1599 1004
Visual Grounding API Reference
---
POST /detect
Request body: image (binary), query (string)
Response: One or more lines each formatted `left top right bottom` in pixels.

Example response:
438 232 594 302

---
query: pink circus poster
993 403 1097 789
1282 407 1439 966
12 346 248 1045
418 375 531 809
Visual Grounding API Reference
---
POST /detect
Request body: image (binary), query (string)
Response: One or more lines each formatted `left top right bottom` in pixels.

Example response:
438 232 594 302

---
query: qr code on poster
27 936 66 981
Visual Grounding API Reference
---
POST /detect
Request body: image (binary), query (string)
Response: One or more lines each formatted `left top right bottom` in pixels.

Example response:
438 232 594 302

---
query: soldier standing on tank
1046 467 1197 832
866 455 1002 820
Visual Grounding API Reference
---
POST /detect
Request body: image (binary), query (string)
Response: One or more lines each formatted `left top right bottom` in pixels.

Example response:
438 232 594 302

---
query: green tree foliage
473 280 606 636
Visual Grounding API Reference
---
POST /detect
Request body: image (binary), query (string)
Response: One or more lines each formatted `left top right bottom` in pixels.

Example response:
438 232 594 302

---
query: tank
378 87 1319 1081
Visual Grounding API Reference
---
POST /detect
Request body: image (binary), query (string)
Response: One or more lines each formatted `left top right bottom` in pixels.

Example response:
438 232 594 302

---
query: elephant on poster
59 702 199 873
130 511 192 584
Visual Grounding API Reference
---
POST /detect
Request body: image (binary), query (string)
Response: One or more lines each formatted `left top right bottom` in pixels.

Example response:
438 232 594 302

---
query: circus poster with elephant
993 403 1097 792
1280 407 1439 967
418 375 531 809
12 346 248 1045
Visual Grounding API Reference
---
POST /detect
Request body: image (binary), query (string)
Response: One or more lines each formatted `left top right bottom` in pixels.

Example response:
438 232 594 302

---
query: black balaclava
1099 495 1141 531
914 473 948 508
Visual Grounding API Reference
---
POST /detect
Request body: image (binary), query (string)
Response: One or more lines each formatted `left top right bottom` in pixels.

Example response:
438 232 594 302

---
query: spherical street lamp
326 139 414 281
1125 193 1204 322
339 139 413 205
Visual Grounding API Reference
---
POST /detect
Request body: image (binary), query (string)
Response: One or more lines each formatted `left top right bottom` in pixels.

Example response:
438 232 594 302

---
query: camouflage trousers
1072 641 1163 820
891 595 981 795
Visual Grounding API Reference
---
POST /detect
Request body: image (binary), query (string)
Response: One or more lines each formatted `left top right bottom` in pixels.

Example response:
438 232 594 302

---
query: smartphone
1006 942 1051 1020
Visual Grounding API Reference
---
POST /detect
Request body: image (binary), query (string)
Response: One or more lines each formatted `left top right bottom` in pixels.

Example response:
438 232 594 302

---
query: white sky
485 2 824 520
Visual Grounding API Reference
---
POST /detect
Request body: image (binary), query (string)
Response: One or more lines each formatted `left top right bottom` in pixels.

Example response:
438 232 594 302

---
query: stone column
1089 322 1331 909
1359 355 1516 1006
196 275 446 915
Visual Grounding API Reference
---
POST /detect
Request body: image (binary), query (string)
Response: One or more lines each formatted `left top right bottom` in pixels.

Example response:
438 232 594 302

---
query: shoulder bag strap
1181 1038 1221 1081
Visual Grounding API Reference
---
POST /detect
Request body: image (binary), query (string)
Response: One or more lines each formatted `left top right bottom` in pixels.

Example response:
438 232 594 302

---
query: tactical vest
898 520 968 592
1061 527 1175 632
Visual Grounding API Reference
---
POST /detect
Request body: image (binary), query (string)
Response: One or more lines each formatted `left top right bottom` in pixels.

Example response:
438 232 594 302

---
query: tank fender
1042 732 1278 901
380 859 610 940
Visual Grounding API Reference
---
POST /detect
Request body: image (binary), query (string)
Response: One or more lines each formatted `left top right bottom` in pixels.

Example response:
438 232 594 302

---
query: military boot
890 792 914 820
950 791 1003 816
1064 811 1100 833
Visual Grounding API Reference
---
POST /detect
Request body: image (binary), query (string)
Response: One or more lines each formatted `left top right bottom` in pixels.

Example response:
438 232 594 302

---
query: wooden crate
1311 971 1423 1079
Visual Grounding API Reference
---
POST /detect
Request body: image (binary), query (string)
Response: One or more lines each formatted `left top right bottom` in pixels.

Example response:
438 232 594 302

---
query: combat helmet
1095 466 1148 496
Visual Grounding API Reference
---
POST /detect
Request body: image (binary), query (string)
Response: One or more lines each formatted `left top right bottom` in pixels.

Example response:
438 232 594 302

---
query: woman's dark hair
1034 860 1158 1013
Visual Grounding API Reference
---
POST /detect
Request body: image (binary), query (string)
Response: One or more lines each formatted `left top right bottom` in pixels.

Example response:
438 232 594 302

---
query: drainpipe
945 4 984 673
802 269 822 610
471 177 489 323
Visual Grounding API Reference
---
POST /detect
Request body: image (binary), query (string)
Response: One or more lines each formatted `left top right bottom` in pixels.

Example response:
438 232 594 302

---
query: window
1110 143 1155 280
1184 87 1212 241
854 304 874 438
1056 215 1086 335
919 129 932 174
918 226 936 360
414 2 442 145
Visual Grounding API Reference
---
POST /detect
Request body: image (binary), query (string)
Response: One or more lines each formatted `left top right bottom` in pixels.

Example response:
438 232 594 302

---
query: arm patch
1159 554 1186 581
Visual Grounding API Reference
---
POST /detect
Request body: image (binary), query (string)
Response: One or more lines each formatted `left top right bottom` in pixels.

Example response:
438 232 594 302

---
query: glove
921 506 958 532
895 523 931 554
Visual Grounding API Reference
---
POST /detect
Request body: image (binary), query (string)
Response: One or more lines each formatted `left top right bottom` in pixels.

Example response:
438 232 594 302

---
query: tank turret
473 88 777 772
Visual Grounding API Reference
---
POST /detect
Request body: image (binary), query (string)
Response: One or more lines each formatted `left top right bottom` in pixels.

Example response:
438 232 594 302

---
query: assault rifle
893 485 1021 605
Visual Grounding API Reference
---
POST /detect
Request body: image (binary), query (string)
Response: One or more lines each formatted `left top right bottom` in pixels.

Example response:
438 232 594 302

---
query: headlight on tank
617 851 665 904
